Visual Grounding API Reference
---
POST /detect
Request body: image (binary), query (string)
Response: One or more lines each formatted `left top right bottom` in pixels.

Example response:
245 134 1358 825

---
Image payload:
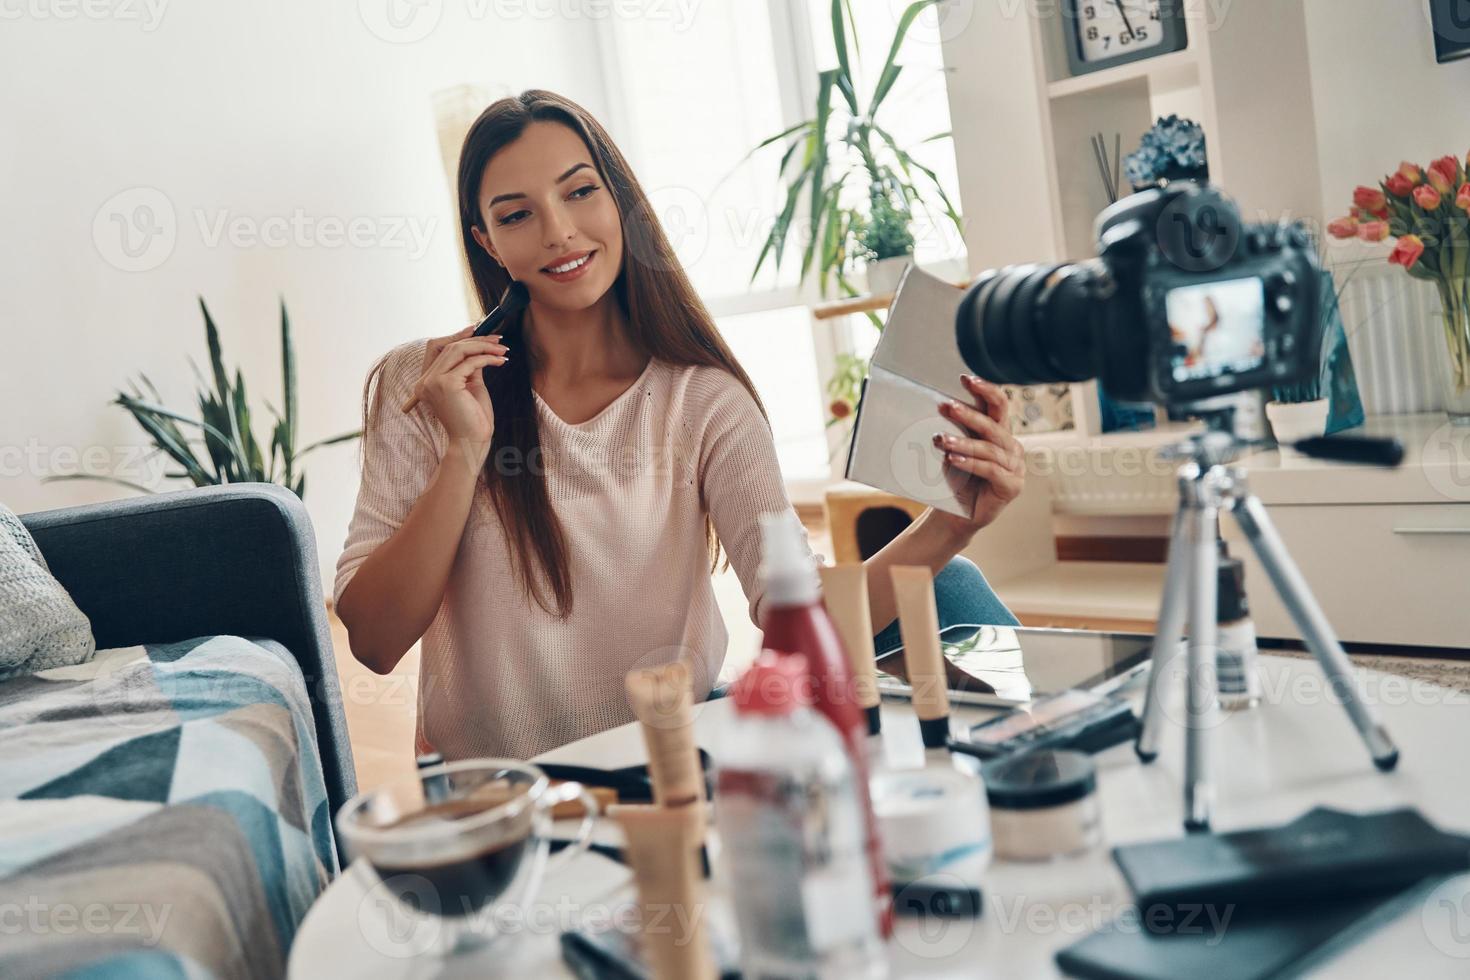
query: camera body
956 182 1323 407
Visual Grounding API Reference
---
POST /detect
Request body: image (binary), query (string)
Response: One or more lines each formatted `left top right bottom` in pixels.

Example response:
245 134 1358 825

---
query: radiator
1330 251 1446 416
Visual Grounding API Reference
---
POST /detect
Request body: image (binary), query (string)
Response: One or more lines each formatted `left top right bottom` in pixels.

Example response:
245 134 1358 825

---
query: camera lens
956 263 1101 386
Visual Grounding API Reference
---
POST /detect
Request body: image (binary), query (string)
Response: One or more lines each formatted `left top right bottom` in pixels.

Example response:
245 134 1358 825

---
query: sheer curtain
465 2 965 481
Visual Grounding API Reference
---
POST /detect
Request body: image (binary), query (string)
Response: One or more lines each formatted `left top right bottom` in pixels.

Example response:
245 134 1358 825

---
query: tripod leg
1184 502 1221 833
1136 506 1191 763
1230 495 1399 771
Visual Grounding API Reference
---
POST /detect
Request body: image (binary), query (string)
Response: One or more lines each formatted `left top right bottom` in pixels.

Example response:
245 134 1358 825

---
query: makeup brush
399 280 530 414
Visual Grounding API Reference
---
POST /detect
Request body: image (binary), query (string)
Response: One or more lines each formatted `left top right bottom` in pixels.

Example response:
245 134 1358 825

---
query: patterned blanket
0 635 338 979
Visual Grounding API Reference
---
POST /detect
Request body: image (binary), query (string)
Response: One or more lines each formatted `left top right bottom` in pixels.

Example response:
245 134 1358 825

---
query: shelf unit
940 0 1325 438
1027 0 1323 263
1044 48 1200 101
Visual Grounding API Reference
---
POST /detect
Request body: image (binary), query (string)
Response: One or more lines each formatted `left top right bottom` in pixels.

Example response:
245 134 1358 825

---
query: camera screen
1165 276 1268 384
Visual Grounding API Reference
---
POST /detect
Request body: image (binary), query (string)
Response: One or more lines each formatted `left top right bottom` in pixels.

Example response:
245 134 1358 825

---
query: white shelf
1018 420 1200 452
939 0 1323 438
1046 48 1199 101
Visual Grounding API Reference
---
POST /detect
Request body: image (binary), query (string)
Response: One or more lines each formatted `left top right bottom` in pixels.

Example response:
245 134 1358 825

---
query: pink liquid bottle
756 511 893 939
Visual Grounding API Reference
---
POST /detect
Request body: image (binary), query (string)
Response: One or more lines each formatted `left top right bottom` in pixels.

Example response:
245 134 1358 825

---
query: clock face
1076 0 1167 62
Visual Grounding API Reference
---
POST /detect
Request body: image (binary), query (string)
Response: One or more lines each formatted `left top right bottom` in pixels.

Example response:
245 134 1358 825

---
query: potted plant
855 178 917 296
1327 154 1470 424
45 298 360 498
725 0 963 302
1265 267 1365 450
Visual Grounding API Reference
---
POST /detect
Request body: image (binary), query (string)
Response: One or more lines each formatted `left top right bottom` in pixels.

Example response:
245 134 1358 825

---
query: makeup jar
871 766 992 884
983 749 1101 862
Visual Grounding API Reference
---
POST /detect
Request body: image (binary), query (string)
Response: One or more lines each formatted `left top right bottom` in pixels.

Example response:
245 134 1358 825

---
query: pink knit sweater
333 341 814 761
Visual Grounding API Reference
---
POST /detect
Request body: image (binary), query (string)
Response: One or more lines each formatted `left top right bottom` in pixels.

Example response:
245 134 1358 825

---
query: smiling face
470 120 623 313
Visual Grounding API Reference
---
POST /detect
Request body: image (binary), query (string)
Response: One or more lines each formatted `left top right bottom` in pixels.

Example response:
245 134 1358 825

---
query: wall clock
1062 0 1189 77
1430 0 1470 64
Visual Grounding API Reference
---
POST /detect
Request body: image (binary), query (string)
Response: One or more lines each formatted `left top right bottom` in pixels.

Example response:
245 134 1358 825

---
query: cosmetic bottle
713 653 888 979
1215 540 1261 710
757 510 892 937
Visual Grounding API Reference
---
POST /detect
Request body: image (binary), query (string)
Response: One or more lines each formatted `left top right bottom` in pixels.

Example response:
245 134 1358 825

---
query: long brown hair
361 89 767 619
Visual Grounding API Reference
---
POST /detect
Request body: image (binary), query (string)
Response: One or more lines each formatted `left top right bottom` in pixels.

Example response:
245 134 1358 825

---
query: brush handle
398 282 528 414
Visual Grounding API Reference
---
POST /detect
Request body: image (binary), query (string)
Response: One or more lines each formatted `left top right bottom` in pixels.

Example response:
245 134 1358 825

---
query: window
597 0 964 482
714 305 830 480
804 0 965 266
597 2 801 298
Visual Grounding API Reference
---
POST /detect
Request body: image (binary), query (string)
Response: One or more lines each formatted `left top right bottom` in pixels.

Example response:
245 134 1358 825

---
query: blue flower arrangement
1124 115 1208 190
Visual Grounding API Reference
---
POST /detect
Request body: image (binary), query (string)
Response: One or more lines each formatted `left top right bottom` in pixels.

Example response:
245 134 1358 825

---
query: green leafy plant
46 298 359 499
726 0 962 301
855 181 917 262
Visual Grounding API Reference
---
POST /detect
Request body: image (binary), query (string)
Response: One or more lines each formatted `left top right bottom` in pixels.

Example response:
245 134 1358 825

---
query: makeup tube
611 803 715 980
889 566 952 749
625 661 705 822
818 564 882 739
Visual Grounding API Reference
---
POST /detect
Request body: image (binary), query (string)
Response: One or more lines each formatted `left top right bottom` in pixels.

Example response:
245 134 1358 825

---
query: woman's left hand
930 375 1026 535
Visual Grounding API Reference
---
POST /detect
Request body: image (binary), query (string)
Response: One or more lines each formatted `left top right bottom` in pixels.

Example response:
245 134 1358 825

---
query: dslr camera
956 182 1323 407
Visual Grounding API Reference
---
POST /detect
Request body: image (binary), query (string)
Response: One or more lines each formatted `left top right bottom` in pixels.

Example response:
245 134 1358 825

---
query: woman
335 90 1024 762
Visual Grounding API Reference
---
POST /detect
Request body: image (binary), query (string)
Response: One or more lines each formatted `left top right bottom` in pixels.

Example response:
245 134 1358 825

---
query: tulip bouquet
1328 154 1470 416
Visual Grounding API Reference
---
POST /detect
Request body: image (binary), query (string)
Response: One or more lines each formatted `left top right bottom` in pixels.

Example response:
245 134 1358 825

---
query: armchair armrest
20 483 358 826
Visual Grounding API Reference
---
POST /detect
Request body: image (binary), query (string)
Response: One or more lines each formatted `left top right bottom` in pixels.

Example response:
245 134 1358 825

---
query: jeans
870 555 1019 657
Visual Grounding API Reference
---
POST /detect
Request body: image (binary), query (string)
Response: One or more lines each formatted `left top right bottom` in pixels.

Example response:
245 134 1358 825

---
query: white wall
1305 0 1470 221
0 1 609 589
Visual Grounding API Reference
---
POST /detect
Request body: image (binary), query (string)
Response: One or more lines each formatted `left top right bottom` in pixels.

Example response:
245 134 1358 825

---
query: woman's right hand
413 324 510 467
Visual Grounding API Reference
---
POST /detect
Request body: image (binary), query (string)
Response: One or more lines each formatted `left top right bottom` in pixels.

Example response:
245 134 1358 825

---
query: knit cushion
0 503 95 679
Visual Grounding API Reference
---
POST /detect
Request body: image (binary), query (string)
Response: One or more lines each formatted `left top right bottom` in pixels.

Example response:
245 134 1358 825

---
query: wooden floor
328 612 422 795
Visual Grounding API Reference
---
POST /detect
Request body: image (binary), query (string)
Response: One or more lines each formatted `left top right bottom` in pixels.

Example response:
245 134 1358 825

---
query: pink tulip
1357 221 1390 243
1327 216 1360 239
1414 184 1443 211
1429 156 1459 195
1389 234 1425 270
1385 172 1416 198
1354 186 1388 212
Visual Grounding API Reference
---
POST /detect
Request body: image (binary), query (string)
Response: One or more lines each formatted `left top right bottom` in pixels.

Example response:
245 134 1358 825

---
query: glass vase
1436 277 1470 425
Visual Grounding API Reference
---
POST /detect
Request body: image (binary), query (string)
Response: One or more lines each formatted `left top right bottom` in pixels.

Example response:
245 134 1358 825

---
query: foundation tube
625 660 706 829
889 565 952 749
610 803 715 980
819 563 883 738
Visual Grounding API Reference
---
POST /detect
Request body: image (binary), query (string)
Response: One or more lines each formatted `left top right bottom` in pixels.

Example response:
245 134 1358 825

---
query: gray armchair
19 483 358 825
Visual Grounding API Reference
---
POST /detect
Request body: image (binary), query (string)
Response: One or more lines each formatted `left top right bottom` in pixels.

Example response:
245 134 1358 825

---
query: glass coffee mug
336 759 598 957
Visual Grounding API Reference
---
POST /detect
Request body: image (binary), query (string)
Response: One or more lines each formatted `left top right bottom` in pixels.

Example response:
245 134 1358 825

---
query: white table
289 655 1470 978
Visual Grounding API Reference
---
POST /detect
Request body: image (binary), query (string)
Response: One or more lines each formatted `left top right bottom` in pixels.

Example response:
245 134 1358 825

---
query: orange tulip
1327 216 1360 239
1414 184 1443 211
